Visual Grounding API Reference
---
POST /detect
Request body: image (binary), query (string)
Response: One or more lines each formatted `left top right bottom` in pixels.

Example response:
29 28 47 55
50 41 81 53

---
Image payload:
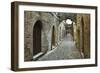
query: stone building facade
73 14 90 58
24 11 63 61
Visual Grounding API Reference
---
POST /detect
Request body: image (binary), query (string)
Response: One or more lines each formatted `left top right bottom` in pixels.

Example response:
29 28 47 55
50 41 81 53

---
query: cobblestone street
38 33 82 61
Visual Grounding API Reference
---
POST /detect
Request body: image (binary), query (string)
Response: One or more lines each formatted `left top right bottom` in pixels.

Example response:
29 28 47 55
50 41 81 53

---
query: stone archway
51 26 56 49
33 20 42 56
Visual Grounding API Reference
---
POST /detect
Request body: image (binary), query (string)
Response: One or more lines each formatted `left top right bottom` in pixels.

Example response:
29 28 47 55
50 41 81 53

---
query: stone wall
24 11 59 61
73 14 90 58
82 14 90 58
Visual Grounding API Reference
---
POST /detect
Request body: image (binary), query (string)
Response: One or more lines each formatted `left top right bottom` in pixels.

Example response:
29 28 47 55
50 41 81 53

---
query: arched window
33 20 42 56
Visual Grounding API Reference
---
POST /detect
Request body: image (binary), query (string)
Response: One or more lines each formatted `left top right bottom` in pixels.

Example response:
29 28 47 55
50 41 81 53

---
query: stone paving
38 33 82 61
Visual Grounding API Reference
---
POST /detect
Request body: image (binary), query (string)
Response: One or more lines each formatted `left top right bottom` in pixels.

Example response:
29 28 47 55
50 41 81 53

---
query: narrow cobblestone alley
38 33 82 61
24 12 90 61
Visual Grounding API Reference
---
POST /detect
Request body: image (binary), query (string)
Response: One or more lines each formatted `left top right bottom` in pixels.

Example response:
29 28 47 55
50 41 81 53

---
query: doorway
51 26 56 49
81 17 84 55
33 20 42 56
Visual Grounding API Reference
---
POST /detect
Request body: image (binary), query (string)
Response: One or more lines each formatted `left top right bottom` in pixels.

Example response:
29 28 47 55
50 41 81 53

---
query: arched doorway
81 17 84 55
33 20 42 56
51 26 56 49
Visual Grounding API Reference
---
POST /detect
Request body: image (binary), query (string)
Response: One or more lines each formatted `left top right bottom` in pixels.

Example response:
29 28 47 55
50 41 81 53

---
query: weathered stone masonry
24 11 60 61
24 11 90 61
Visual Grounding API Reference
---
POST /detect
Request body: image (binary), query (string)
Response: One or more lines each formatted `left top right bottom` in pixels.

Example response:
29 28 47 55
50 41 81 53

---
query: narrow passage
38 33 82 61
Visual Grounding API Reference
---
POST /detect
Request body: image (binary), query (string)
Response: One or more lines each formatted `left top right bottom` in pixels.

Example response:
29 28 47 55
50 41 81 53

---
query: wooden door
33 20 42 56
